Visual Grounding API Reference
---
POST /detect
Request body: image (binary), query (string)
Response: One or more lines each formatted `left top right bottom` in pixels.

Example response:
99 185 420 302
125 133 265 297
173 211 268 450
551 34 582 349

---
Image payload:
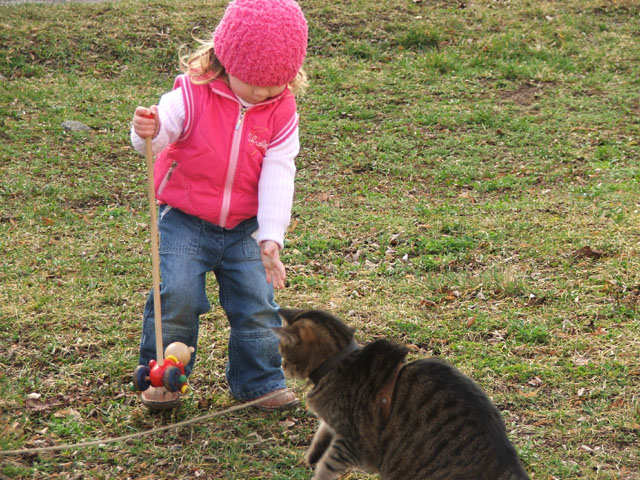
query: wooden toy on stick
134 341 194 393
131 125 194 394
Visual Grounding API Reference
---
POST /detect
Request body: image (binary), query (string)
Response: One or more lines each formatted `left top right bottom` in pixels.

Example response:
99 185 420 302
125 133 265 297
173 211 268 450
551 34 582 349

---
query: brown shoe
140 386 181 411
252 388 299 411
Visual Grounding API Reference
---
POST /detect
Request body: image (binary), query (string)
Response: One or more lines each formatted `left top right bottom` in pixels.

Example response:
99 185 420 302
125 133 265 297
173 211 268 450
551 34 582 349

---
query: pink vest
154 75 299 229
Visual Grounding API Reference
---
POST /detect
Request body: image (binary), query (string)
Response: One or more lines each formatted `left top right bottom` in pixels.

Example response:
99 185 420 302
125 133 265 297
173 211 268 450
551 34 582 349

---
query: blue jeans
138 206 286 401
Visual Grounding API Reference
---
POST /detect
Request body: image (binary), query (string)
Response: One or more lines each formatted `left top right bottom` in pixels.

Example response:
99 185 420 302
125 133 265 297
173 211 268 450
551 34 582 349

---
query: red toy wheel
133 365 151 391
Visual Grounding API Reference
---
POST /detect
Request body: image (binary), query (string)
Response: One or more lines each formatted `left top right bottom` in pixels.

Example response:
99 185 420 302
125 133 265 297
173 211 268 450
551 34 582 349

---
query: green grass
1 0 639 478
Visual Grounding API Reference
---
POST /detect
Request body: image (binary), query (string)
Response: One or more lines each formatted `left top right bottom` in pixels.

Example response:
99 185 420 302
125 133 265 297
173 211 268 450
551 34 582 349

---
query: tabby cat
274 308 530 480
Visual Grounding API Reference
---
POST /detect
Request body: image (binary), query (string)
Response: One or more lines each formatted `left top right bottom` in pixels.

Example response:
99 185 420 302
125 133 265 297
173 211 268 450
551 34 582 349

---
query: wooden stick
145 136 164 365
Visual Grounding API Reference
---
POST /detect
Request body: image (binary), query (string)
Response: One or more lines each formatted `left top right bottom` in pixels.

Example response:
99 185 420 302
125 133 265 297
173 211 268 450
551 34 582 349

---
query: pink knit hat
213 0 308 87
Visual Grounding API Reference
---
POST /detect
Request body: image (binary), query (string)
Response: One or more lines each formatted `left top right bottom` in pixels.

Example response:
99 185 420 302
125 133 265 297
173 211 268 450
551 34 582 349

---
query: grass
1 0 639 478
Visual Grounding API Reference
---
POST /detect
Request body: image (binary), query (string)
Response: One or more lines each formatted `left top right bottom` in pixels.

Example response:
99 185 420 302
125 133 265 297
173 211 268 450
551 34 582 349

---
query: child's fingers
263 260 285 289
277 266 286 289
134 106 154 118
270 264 286 289
132 106 158 138
260 241 286 288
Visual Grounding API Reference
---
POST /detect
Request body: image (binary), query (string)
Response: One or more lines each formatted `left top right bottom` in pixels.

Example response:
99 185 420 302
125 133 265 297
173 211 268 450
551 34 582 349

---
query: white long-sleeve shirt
131 88 298 248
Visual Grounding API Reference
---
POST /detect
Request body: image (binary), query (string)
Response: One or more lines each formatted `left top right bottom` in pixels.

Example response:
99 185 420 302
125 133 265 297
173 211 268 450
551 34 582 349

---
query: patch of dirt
501 82 543 106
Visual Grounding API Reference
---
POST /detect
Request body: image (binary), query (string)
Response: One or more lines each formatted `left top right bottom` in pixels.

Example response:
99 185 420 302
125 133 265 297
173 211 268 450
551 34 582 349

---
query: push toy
133 342 195 393
131 123 193 395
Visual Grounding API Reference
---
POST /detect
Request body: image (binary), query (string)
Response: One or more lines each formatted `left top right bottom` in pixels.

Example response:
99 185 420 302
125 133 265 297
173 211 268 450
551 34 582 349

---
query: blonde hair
180 37 308 96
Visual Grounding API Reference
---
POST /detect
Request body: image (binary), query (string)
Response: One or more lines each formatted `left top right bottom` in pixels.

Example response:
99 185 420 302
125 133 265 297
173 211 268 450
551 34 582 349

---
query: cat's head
273 309 356 380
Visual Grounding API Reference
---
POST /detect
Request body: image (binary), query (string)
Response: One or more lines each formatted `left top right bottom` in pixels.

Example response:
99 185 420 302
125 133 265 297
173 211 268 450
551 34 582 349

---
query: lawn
0 0 639 478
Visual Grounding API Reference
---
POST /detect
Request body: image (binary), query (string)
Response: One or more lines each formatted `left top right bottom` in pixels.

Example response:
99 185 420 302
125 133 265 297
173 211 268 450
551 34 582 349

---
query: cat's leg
312 434 359 480
306 420 334 466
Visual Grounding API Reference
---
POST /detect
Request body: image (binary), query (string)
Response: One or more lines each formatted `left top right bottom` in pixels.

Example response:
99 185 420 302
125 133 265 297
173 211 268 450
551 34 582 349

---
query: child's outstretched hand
132 105 159 139
260 240 286 289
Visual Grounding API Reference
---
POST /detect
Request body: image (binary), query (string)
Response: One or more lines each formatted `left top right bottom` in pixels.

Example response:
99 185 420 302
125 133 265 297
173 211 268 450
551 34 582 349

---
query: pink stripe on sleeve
269 113 299 149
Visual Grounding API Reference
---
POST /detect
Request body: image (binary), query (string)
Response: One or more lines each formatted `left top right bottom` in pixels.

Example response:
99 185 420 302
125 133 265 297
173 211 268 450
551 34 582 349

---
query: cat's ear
272 327 299 347
278 308 304 326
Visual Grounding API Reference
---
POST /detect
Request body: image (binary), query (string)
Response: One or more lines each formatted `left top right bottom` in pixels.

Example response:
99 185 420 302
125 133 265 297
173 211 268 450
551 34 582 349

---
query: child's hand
260 240 286 289
132 105 159 139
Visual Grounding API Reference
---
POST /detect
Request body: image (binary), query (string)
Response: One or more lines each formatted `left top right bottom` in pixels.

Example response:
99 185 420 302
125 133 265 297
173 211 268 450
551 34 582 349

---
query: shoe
140 386 182 411
251 388 299 410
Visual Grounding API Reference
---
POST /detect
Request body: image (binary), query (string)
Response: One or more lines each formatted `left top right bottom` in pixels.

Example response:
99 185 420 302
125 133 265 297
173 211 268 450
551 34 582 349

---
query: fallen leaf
526 294 546 306
53 408 82 419
280 419 296 428
488 330 505 344
572 246 604 259
612 397 625 408
26 396 63 412
419 299 437 309
527 376 543 387
458 190 476 202
2 421 23 437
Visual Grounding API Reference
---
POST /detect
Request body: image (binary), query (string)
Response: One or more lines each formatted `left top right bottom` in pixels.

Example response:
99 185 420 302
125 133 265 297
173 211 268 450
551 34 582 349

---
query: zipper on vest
219 106 247 227
157 161 177 197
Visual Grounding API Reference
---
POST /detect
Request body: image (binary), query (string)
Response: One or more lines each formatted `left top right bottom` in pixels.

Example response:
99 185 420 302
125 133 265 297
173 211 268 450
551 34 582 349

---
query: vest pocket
156 161 192 211
157 161 178 197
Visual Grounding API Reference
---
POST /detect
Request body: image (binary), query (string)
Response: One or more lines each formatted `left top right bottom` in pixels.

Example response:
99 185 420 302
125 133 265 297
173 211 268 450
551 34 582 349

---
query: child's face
228 75 287 104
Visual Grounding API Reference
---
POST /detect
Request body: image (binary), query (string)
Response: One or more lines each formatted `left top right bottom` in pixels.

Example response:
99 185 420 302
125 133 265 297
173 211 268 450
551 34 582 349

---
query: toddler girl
130 0 307 410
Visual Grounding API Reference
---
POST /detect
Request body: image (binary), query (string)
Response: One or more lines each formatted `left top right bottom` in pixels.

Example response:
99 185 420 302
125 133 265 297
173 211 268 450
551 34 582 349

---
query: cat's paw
310 462 338 480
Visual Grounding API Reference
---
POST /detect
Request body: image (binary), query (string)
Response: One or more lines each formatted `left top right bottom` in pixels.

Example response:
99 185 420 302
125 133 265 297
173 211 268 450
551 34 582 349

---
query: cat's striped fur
274 308 529 480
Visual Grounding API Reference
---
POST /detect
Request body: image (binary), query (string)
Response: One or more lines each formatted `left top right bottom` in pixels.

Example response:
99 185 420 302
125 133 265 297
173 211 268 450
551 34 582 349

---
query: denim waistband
161 205 257 235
